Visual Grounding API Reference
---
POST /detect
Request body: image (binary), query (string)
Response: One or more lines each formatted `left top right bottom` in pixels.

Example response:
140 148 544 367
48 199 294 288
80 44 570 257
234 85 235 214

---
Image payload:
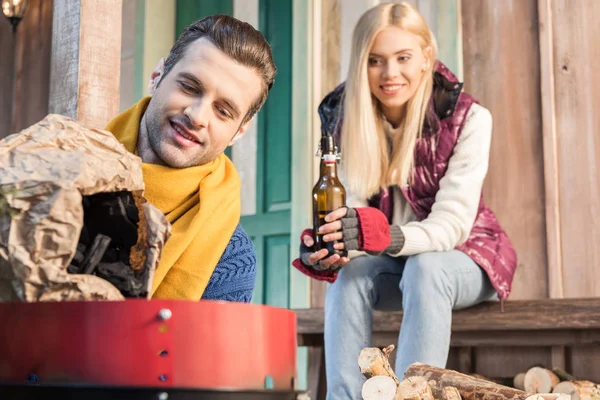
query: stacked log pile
357 345 598 400
516 366 600 400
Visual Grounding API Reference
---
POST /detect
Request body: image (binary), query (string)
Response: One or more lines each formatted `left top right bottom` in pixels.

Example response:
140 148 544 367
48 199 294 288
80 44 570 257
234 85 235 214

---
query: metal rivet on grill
25 373 39 383
158 374 168 382
158 308 172 321
157 392 169 400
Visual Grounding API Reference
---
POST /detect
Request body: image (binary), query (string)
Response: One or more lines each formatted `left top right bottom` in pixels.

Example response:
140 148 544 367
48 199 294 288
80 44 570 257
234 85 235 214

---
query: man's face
143 38 263 168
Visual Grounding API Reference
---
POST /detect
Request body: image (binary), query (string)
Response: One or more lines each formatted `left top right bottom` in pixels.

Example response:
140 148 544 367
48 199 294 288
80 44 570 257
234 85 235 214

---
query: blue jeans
324 251 496 399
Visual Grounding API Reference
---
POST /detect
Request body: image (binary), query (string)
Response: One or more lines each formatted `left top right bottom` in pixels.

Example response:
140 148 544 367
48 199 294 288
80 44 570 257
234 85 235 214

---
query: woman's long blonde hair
341 2 438 199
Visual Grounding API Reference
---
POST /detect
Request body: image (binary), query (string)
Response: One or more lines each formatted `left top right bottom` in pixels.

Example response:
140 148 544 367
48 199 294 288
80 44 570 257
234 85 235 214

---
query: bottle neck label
322 154 336 165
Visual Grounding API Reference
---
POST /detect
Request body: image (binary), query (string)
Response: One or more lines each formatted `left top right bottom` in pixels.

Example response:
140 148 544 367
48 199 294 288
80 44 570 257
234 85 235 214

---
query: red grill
0 299 300 398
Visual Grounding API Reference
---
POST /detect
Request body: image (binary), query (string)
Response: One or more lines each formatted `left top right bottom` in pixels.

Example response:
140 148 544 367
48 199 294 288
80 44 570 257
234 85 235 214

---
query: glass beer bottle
312 134 347 257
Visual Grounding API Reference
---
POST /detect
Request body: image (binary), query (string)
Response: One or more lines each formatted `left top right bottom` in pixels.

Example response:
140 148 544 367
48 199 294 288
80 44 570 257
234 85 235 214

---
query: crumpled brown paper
0 114 171 301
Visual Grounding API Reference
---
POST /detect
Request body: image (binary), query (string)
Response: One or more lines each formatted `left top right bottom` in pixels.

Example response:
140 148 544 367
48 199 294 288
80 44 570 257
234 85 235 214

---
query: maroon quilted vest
318 62 517 301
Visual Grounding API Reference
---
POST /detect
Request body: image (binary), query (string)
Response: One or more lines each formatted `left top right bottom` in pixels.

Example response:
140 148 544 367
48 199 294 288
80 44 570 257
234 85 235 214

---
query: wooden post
537 0 565 371
49 0 123 130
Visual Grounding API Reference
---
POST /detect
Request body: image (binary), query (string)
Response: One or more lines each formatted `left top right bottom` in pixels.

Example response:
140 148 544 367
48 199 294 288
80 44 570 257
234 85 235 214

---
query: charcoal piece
95 262 149 298
100 248 118 263
73 243 86 265
80 234 112 274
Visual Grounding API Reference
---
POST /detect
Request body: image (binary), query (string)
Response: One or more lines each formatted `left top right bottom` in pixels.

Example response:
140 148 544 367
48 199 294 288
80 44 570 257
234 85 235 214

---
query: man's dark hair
161 14 277 123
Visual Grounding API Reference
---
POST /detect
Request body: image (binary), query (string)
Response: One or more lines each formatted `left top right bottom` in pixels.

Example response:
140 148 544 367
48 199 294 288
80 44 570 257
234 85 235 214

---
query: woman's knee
332 255 376 288
399 252 451 298
327 255 385 304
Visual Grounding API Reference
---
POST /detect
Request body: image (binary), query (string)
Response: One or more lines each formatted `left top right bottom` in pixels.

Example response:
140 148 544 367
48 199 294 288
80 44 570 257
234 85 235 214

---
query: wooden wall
461 0 600 381
0 0 53 139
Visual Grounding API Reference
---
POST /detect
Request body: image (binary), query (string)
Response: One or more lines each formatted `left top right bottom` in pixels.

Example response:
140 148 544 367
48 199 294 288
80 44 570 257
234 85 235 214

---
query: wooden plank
307 347 327 400
551 0 600 298
320 0 340 98
538 1 564 371
295 298 600 335
474 347 551 380
570 346 600 383
0 7 16 138
449 330 600 347
457 347 473 373
550 0 600 377
10 0 53 134
119 0 138 112
298 329 600 349
551 346 566 370
49 0 81 121
445 347 462 372
78 0 122 129
538 0 563 301
141 0 175 98
49 0 122 130
461 0 548 301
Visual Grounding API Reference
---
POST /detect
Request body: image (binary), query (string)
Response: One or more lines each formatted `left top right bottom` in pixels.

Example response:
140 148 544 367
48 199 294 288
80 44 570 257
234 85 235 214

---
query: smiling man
105 15 277 302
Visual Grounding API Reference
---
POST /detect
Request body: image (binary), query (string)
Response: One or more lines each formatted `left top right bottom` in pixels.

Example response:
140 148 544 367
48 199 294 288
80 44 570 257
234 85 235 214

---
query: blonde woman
292 2 517 397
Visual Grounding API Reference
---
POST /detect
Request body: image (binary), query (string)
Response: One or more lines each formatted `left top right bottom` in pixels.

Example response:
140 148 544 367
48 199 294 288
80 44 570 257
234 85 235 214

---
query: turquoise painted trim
176 0 234 36
290 0 313 391
134 0 146 101
289 0 311 311
261 0 293 215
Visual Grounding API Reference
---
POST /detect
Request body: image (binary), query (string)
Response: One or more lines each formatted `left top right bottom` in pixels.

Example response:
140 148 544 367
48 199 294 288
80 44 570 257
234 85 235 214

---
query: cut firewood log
469 373 503 385
552 368 577 382
514 373 527 390
443 386 462 400
525 367 560 393
397 376 434 400
525 394 571 400
553 380 600 400
362 376 402 400
404 362 531 400
359 345 401 386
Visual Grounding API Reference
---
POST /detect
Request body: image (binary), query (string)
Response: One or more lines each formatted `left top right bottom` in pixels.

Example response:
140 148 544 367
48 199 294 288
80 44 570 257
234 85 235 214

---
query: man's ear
148 58 165 95
228 117 254 146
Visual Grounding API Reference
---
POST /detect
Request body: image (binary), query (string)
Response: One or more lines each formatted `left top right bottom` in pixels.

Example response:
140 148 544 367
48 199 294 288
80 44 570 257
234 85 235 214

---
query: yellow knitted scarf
105 97 241 299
